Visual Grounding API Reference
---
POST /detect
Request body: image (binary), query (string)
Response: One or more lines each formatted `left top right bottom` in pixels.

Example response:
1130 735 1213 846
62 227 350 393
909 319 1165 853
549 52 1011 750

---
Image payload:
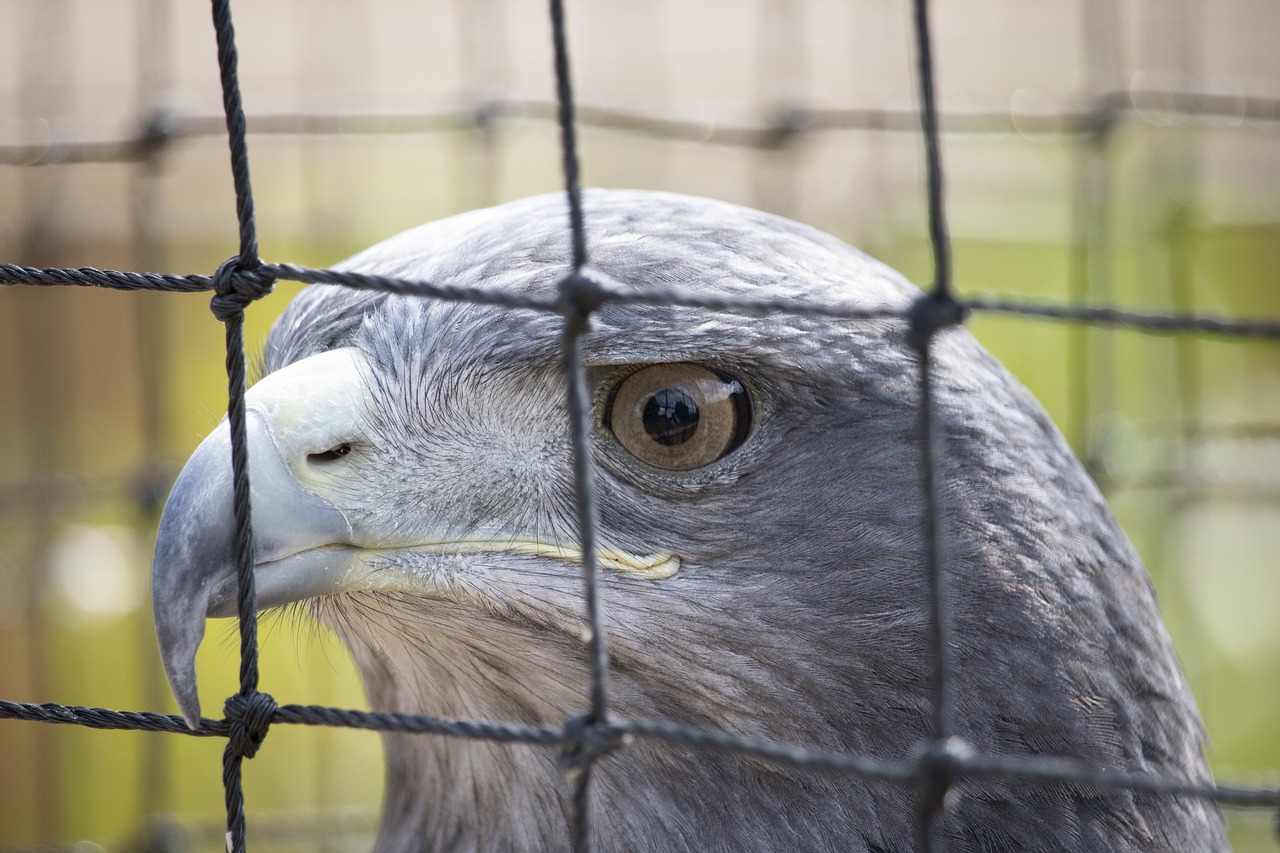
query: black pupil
643 388 699 446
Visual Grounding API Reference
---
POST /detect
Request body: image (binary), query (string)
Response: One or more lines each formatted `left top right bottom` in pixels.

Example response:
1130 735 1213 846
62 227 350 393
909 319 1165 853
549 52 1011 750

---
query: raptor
152 190 1224 851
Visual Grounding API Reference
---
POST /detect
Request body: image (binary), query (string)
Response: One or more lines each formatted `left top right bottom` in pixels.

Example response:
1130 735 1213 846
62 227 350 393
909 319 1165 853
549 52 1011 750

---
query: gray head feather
259 190 1223 852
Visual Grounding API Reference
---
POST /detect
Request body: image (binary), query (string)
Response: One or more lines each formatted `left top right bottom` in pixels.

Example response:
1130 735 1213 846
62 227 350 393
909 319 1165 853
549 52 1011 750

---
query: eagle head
152 190 1223 851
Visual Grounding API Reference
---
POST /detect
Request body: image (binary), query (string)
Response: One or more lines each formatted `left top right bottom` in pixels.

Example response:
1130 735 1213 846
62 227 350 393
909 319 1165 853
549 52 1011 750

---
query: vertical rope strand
918 338 952 745
560 319 608 853
211 0 260 267
210 3 269 852
550 2 606 850
221 307 257 853
222 744 249 853
550 0 587 270
912 334 953 853
215 306 255 853
910 0 961 848
911 0 952 298
561 307 607 706
220 314 260 699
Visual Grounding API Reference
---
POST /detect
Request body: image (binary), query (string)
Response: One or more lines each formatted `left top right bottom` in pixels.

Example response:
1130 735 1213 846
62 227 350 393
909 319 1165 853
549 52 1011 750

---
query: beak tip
151 422 231 735
158 640 205 730
174 681 202 730
154 595 210 734
181 706 202 731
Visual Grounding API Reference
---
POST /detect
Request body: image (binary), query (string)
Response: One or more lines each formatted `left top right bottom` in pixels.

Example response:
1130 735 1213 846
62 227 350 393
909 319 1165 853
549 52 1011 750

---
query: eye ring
603 363 751 470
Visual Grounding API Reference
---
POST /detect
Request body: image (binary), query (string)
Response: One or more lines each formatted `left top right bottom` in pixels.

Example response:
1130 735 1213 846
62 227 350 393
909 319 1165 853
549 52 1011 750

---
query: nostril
308 443 352 464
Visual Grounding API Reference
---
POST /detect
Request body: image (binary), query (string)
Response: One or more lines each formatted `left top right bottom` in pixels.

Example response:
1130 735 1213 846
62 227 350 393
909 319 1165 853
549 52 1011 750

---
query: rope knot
763 106 812 149
210 256 274 323
557 270 605 334
223 691 277 760
912 735 974 816
907 291 967 353
558 713 623 784
136 110 178 158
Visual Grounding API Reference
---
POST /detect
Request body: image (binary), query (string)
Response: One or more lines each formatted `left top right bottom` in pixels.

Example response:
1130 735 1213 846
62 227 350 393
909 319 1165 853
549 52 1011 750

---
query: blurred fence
1 0 1279 851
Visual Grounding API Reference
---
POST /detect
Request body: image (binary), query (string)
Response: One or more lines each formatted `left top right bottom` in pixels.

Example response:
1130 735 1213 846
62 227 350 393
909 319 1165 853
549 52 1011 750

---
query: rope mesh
1 0 1278 851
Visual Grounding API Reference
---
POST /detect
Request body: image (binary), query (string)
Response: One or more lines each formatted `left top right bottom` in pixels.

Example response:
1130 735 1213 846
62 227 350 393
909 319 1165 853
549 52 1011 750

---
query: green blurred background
1 0 1277 850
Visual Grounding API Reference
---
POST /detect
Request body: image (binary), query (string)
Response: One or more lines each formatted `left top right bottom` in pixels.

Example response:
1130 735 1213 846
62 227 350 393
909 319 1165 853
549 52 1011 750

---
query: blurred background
1 0 1278 850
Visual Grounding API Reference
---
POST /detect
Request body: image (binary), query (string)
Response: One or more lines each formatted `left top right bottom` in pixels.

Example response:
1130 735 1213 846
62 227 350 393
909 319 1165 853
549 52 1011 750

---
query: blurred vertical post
457 0 510 211
1139 0 1211 762
1143 0 1203 458
754 0 805 217
14 0 73 841
131 0 176 830
1068 0 1122 479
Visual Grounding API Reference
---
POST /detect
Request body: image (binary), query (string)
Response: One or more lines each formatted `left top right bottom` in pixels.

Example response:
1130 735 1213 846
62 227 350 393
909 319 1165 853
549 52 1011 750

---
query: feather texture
253 190 1224 851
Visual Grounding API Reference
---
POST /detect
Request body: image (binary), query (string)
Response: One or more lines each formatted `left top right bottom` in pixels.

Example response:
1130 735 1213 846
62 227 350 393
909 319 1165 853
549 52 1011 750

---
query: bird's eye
604 363 751 470
308 443 352 464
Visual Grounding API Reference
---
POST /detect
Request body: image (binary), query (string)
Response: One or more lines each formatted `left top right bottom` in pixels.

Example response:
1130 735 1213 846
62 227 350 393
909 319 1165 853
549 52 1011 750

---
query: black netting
1 1 1278 851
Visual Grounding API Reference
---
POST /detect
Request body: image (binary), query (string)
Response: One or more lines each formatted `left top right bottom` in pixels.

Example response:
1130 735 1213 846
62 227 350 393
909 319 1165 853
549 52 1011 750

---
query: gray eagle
152 190 1225 851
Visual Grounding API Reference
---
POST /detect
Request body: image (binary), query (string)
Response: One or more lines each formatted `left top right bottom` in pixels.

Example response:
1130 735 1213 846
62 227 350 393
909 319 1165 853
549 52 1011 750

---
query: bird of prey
152 190 1225 851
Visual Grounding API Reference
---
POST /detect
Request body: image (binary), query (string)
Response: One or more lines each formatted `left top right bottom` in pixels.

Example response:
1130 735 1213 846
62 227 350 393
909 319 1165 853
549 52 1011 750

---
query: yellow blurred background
1 0 1278 850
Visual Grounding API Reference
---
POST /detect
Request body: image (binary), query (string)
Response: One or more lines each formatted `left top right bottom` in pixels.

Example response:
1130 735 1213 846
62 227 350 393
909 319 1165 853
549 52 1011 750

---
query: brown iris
604 363 751 470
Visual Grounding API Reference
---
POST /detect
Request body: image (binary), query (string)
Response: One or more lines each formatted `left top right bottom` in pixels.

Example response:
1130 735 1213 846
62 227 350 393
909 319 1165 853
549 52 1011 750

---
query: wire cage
1 0 1279 851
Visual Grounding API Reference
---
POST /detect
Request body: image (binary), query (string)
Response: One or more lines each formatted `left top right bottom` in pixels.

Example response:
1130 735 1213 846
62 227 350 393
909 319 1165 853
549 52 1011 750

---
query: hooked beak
151 348 372 727
152 345 681 729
